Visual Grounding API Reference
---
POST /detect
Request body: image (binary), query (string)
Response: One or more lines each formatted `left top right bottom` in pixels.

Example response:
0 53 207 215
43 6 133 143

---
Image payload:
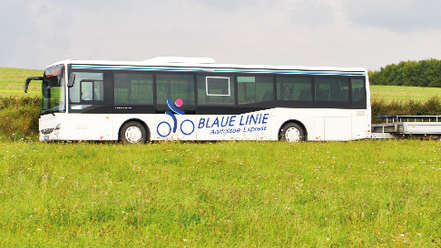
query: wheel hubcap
285 127 302 142
125 126 143 143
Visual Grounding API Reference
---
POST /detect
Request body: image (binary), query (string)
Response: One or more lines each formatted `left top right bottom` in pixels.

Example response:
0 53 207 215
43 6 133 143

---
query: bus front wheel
279 123 306 142
119 121 148 144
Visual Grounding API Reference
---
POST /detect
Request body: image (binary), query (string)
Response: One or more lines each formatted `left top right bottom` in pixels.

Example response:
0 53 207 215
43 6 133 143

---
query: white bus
25 57 371 143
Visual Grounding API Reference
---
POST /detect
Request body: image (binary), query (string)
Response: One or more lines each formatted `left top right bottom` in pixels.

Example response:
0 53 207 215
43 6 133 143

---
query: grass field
0 67 43 97
371 85 441 102
1 140 441 247
1 67 441 101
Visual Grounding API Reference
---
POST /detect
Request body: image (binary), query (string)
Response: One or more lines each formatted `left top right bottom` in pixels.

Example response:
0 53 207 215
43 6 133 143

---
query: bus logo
156 98 195 137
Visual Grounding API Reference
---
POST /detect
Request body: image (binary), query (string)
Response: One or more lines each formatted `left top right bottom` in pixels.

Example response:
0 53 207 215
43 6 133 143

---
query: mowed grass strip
371 85 441 102
0 140 440 247
0 67 43 97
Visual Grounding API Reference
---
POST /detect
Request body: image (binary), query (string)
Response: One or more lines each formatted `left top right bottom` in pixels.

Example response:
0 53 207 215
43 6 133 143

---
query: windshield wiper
41 109 54 115
41 108 60 116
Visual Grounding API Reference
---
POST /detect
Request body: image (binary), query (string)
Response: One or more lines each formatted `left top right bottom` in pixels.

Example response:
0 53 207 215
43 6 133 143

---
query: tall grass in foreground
0 140 440 247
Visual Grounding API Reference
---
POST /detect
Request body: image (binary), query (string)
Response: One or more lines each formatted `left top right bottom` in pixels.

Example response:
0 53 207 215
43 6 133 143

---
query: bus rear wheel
279 123 306 142
120 121 148 144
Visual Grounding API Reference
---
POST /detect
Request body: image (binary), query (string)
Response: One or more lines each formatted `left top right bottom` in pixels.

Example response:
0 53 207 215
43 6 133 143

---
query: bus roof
47 57 367 74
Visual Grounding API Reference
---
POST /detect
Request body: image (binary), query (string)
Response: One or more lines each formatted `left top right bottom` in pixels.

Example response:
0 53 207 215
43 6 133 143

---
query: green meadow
371 85 441 102
1 140 441 247
0 67 42 97
1 67 441 247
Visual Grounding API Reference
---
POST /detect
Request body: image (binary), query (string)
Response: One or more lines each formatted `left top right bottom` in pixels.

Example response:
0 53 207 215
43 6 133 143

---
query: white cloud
342 0 441 32
0 0 440 70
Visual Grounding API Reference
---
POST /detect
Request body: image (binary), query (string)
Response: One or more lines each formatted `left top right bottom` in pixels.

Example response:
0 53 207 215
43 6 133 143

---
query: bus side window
315 77 349 102
276 76 312 102
79 80 103 102
238 75 274 104
156 73 194 107
80 81 94 101
114 72 153 105
351 78 366 108
70 72 104 103
197 75 235 105
238 76 255 104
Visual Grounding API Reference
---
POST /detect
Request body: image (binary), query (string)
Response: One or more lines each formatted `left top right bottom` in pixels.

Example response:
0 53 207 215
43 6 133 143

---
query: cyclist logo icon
156 98 195 138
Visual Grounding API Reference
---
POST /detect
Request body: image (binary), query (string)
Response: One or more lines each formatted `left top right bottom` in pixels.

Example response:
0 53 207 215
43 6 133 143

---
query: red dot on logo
175 98 183 107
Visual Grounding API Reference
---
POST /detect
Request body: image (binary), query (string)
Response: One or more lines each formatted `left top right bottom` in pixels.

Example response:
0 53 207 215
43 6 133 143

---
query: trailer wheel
279 122 306 142
119 121 147 144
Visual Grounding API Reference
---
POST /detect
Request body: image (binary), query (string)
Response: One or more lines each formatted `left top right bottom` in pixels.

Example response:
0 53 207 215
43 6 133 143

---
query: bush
0 96 41 139
371 97 441 123
429 79 441 87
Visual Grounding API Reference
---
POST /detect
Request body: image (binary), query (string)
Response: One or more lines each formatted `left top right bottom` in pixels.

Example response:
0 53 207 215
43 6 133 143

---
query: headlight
41 128 54 134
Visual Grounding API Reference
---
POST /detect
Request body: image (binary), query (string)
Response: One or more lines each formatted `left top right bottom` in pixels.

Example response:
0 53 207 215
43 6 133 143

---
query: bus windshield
41 65 65 114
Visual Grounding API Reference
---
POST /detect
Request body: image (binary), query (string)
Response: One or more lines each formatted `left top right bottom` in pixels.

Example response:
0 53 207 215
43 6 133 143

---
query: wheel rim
125 126 143 143
285 127 302 142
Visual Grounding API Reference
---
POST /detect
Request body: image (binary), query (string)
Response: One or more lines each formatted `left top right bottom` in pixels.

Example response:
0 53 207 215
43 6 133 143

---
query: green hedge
0 97 440 139
0 97 41 139
371 97 441 123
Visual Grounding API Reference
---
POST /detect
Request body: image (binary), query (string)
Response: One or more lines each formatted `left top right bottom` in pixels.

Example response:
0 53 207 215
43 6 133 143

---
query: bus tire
279 122 306 142
119 121 148 144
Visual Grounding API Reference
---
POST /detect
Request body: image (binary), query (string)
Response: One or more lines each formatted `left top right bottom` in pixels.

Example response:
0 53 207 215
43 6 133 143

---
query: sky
1 0 441 70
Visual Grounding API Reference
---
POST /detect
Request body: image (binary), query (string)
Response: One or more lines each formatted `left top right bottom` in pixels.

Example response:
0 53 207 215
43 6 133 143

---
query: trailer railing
377 115 441 123
373 115 441 138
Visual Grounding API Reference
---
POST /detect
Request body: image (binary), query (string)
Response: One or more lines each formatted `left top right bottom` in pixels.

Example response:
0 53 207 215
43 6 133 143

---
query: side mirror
24 76 43 93
67 74 75 87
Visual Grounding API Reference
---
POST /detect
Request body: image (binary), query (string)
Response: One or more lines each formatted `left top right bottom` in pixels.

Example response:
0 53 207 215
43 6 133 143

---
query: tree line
368 59 441 87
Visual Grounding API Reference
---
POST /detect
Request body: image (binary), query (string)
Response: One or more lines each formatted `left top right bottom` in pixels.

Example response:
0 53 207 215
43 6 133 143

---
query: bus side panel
39 113 114 141
115 110 279 141
190 110 275 141
109 110 284 142
270 108 324 142
275 108 362 141
324 116 352 141
41 109 370 142
62 114 113 141
351 109 371 140
153 114 199 141
194 114 256 141
110 114 201 141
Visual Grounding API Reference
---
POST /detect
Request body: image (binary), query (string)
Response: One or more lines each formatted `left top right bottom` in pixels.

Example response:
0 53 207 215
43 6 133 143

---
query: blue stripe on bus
71 65 366 76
